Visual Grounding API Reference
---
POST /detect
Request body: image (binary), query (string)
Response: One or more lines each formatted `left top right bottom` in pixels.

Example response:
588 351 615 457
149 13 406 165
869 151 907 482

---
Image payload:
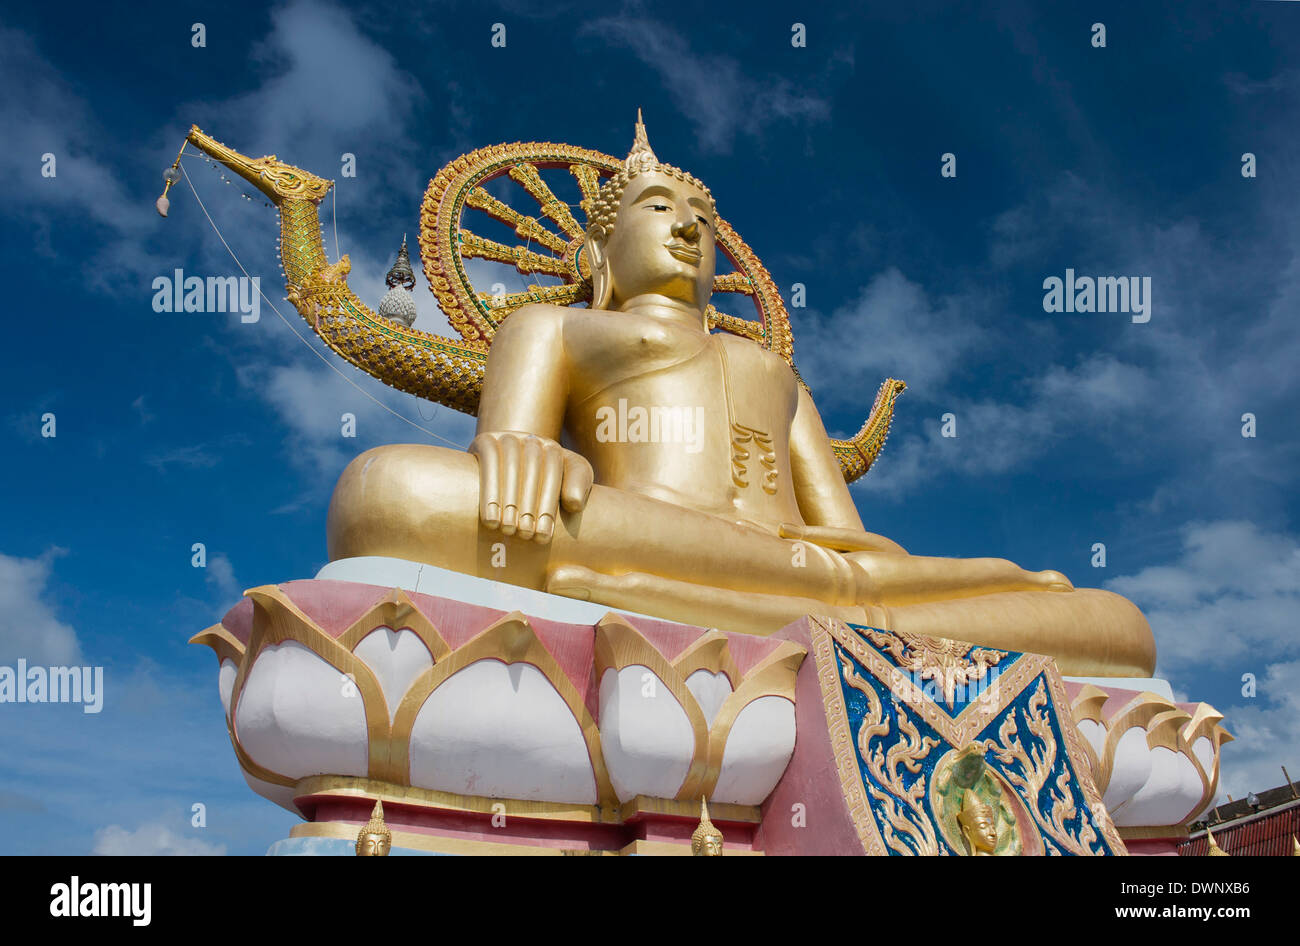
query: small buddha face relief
357 833 391 857
692 834 723 856
960 805 998 855
603 172 717 309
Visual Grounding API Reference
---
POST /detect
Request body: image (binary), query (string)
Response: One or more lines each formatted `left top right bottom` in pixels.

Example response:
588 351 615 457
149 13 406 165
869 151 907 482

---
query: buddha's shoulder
716 330 795 373
499 302 570 332
500 301 631 338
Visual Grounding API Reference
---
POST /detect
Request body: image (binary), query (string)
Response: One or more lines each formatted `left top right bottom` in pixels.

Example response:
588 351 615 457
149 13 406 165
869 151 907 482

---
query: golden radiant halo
417 140 796 367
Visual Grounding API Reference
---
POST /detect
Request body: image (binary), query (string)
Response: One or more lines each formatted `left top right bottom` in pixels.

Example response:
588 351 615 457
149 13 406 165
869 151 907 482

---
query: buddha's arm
788 385 907 555
475 304 568 437
468 304 593 543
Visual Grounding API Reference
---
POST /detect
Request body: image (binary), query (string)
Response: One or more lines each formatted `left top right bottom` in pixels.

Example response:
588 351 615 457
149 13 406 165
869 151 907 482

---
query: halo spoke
705 306 765 343
712 272 754 295
477 282 589 318
508 163 584 239
458 230 569 278
465 187 570 255
569 164 604 208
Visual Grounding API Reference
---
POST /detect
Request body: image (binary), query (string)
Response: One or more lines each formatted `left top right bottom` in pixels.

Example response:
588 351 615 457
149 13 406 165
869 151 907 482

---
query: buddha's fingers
497 434 522 535
534 447 564 544
560 450 594 513
468 434 502 529
516 437 544 540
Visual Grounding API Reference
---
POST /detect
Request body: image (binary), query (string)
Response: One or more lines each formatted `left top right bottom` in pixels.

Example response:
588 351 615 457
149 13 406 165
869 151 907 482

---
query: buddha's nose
671 219 700 243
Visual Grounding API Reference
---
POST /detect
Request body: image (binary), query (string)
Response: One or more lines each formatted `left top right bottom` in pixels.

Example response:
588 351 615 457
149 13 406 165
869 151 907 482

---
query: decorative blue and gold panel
811 618 1125 856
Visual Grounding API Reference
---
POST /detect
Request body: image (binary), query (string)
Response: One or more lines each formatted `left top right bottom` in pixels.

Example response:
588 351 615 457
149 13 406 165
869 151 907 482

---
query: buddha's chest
567 313 708 381
566 315 798 424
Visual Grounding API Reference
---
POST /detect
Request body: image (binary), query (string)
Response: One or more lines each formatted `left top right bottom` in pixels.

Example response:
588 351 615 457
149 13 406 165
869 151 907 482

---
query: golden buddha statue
692 798 724 856
956 789 1000 856
325 115 1155 678
355 800 392 857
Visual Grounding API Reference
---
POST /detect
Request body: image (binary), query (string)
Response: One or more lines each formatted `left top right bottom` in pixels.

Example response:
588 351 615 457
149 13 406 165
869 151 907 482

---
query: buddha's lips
665 242 702 263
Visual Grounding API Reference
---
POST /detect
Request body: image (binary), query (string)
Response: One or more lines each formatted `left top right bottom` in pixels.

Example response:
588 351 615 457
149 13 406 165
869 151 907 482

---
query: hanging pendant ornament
155 143 188 217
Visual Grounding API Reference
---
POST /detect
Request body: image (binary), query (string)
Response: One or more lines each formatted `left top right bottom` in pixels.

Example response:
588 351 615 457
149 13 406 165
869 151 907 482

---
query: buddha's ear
585 224 612 310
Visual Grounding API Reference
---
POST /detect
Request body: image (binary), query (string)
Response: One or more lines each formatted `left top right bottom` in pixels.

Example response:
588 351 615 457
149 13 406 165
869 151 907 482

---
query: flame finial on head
627 107 658 171
691 796 724 855
956 789 994 834
355 799 392 856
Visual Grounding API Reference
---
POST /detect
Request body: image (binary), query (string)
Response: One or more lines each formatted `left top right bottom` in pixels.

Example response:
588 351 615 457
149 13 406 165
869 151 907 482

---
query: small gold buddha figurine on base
355 800 392 857
692 798 723 856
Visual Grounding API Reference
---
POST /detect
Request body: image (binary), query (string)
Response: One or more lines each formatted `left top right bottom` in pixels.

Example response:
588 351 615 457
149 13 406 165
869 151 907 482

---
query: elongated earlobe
586 226 612 309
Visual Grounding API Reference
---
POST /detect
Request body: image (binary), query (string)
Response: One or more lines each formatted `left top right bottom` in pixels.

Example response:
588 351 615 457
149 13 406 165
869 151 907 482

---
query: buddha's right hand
468 431 594 543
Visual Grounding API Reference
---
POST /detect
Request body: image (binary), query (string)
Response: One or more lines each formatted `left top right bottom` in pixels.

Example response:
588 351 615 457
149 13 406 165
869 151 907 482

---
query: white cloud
0 549 81 665
234 354 475 493
826 158 1300 511
799 267 989 406
0 27 164 289
1224 68 1300 96
582 15 835 154
200 0 424 174
1217 659 1300 801
851 352 1158 498
143 444 221 473
1105 520 1300 672
92 821 226 856
205 553 243 604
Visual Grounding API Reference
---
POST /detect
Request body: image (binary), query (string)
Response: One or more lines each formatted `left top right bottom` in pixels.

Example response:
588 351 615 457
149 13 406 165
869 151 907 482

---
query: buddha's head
355 800 392 857
957 789 999 855
583 111 718 315
691 797 724 856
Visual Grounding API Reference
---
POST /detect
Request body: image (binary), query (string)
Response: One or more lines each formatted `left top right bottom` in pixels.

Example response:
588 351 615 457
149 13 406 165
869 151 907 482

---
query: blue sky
1 0 1297 854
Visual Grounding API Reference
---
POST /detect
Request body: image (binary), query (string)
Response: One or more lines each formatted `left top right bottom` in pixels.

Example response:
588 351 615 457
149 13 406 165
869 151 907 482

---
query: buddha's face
600 171 716 311
357 832 390 856
692 832 723 856
960 804 998 854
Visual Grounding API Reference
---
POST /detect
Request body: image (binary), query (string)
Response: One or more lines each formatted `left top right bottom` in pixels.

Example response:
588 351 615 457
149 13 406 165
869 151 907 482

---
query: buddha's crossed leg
328 444 1154 675
328 444 873 632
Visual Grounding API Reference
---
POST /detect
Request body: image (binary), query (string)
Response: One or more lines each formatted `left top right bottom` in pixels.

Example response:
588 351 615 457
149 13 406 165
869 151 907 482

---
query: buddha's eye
649 203 670 212
696 215 711 227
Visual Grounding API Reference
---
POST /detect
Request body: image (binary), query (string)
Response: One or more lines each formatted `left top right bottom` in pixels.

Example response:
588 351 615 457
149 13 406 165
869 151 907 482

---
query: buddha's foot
545 564 870 637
